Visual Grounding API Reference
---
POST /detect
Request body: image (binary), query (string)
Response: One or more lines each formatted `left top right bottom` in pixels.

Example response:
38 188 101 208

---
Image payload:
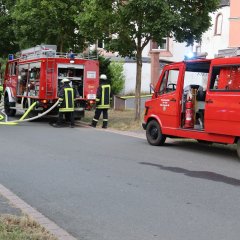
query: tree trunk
134 47 142 121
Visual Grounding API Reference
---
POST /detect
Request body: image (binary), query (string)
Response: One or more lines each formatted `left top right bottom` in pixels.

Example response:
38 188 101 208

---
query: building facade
150 0 240 88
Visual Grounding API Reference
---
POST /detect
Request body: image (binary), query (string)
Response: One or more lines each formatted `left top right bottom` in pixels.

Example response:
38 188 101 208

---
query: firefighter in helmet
52 78 75 128
90 74 111 128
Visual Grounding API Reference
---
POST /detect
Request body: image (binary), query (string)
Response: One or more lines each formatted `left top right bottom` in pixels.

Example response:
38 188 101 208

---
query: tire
4 94 16 117
236 139 240 159
197 140 212 145
146 120 166 146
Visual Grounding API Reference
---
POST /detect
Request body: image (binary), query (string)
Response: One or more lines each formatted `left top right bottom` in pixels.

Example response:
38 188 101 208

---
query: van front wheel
146 120 166 146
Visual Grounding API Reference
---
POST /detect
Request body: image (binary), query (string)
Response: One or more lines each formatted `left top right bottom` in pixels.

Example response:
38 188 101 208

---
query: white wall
123 62 151 94
201 7 230 58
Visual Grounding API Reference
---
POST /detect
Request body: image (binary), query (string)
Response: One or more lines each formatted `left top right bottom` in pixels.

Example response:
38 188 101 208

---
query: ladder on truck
45 58 55 97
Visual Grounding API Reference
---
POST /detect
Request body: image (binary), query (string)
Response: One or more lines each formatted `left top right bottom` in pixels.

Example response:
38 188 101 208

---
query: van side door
205 63 240 136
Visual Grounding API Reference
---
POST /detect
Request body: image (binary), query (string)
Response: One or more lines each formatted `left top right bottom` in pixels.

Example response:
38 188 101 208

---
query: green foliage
77 0 220 120
78 0 220 56
98 55 124 95
108 61 125 95
0 58 7 77
0 0 19 57
11 0 85 52
98 55 111 78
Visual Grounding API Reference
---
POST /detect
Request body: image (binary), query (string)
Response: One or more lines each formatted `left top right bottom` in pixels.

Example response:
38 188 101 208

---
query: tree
98 55 124 95
0 0 19 57
12 0 85 52
108 61 125 95
77 0 220 120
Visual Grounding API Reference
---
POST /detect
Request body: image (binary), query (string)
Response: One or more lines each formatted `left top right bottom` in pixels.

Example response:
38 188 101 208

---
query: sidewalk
0 193 22 216
0 184 77 240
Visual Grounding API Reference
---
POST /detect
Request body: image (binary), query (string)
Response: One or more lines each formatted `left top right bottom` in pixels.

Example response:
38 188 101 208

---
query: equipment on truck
142 51 240 159
184 97 194 128
3 44 99 119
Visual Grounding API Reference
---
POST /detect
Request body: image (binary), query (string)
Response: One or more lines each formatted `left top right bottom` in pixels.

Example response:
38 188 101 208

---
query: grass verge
0 214 57 240
82 109 145 131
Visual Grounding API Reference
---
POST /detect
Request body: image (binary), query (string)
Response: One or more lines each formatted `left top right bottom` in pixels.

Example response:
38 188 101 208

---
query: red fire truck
142 48 240 158
3 45 99 118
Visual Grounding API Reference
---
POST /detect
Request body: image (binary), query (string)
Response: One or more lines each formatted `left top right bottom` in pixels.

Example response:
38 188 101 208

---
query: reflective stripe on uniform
97 85 111 109
59 88 74 112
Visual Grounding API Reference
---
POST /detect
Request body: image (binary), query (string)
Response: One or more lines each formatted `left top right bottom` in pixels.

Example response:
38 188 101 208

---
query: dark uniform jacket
96 83 111 109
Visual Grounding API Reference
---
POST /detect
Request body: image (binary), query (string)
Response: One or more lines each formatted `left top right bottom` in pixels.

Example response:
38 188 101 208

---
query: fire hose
0 99 60 125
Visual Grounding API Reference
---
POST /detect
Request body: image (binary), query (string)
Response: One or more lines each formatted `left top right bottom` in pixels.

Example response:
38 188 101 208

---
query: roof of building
220 0 230 7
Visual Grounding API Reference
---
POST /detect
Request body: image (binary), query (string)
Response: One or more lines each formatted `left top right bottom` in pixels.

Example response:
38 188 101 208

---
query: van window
158 69 179 94
210 65 240 91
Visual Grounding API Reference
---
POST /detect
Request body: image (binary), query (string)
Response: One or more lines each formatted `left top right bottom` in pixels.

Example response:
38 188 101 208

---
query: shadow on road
144 139 237 160
139 161 240 187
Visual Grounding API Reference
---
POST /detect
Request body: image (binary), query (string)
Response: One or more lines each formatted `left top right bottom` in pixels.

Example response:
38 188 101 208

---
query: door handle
170 98 176 102
206 99 213 104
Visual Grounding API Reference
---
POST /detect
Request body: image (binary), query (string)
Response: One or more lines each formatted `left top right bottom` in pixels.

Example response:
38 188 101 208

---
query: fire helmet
61 78 70 83
100 74 107 80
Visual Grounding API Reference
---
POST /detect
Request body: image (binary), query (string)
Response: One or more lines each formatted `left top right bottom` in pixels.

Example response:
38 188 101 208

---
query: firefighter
90 74 111 128
52 78 75 128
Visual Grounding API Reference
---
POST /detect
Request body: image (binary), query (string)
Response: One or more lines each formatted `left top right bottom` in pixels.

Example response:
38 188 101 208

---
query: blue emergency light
8 54 14 60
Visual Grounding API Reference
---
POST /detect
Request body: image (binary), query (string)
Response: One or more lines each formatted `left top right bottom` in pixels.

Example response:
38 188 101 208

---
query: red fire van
142 52 240 158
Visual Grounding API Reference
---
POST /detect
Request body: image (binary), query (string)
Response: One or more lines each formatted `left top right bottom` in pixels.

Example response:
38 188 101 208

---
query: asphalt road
0 120 240 240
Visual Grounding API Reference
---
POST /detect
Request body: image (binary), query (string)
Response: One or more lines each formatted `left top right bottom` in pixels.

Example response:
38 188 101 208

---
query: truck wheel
237 139 240 159
4 94 16 117
146 120 166 146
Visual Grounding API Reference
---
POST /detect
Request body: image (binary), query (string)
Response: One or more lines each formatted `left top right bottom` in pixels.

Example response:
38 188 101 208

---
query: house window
215 13 223 35
151 38 169 51
158 38 168 50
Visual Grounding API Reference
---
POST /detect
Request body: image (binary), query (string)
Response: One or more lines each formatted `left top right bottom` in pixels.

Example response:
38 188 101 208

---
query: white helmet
100 74 107 80
61 78 70 83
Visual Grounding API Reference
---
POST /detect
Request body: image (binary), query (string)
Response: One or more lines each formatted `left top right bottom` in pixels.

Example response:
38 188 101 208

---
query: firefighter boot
102 120 108 129
89 119 97 128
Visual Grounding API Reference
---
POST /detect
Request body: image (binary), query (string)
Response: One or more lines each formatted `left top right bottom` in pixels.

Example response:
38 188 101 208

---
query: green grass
82 109 145 131
0 215 57 240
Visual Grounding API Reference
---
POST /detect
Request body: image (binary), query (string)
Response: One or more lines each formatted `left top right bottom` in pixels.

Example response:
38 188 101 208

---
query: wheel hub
150 127 158 139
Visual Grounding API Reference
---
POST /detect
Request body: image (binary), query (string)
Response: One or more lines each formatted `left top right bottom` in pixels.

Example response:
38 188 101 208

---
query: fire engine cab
3 44 99 118
142 48 240 158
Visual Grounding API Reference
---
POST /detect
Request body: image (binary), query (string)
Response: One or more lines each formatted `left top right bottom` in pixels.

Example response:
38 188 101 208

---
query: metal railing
19 50 98 60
